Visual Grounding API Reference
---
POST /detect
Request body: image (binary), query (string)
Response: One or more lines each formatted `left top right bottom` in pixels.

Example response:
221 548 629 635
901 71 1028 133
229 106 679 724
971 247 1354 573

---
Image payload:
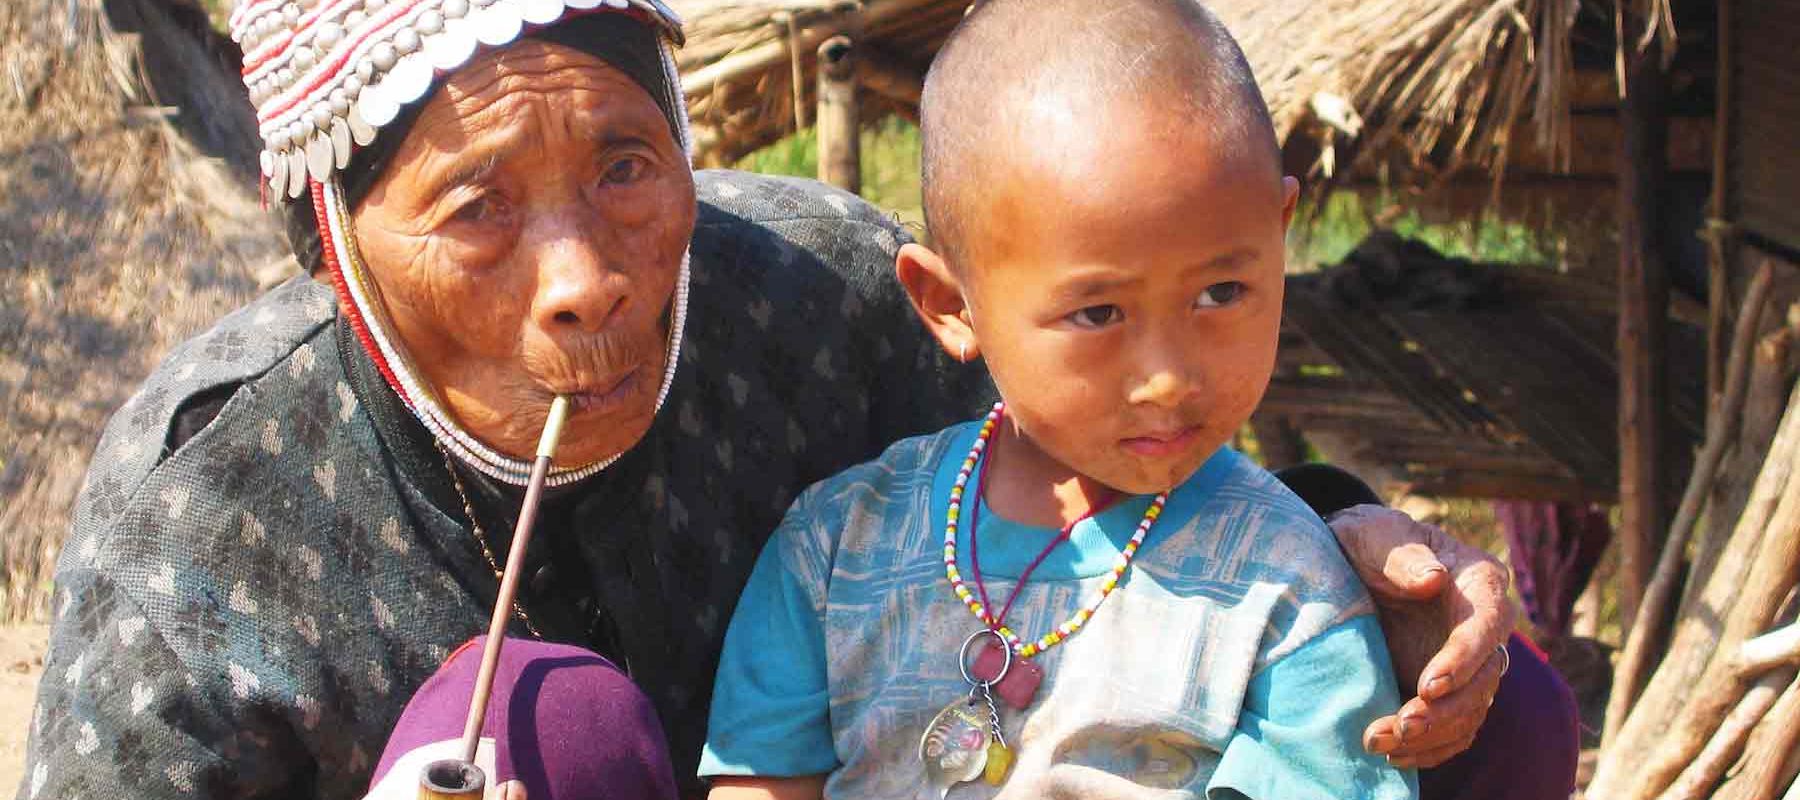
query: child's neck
981 422 1116 530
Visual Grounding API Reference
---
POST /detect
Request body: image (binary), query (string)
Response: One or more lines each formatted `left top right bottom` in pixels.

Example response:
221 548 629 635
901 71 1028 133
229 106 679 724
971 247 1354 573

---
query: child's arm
1208 614 1419 800
707 775 827 800
699 489 840 792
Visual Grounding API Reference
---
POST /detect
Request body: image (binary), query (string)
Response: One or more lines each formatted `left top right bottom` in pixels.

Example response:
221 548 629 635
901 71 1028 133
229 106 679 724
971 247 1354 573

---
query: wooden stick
457 396 572 766
1607 258 1778 739
1719 671 1800 800
1739 622 1800 677
1658 667 1795 800
1595 376 1800 799
1628 428 1800 800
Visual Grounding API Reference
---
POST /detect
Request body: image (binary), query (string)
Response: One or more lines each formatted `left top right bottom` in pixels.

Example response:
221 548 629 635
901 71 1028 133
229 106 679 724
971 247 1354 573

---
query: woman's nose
529 233 628 335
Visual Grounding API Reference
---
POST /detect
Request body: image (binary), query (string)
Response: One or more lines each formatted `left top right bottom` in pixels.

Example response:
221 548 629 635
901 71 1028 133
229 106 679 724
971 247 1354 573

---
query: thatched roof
0 0 287 620
671 0 1584 182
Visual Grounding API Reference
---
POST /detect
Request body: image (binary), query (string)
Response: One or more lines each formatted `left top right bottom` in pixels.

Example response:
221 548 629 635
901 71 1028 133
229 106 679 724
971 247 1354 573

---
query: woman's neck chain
435 441 543 639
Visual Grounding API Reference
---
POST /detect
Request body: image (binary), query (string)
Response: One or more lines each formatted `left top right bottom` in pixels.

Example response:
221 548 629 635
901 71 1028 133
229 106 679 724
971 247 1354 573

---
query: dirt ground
0 624 48 795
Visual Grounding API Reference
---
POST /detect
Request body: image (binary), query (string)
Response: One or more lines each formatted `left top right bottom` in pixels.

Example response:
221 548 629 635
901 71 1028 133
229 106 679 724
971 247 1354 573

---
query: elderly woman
21 1 1569 798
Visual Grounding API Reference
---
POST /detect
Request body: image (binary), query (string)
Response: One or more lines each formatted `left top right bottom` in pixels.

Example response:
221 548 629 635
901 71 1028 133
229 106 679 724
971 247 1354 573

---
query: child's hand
1325 504 1517 768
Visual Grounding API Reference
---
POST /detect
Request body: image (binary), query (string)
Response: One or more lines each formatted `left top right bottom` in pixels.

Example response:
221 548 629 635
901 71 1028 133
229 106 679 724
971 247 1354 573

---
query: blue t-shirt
701 421 1417 799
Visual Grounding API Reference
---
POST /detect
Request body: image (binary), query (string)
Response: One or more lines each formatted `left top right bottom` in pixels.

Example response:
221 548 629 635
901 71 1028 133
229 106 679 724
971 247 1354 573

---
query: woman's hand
1325 505 1516 768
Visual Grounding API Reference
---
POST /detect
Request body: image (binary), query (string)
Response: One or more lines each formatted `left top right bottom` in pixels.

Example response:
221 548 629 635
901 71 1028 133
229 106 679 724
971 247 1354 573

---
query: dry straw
0 0 286 621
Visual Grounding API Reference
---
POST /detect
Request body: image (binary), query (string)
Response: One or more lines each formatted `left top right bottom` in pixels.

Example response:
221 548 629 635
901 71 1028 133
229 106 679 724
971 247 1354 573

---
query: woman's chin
552 407 656 467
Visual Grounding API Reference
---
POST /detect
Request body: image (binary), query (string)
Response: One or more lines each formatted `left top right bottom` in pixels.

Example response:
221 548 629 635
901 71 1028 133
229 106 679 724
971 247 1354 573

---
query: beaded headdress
229 0 694 487
230 0 686 198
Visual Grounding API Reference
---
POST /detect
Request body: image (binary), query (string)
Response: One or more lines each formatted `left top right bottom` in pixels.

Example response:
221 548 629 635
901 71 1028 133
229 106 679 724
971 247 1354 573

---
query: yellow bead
984 741 1013 785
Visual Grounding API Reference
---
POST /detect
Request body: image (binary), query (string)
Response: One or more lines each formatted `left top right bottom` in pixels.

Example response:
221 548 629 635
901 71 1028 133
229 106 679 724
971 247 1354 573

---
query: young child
698 1 1416 797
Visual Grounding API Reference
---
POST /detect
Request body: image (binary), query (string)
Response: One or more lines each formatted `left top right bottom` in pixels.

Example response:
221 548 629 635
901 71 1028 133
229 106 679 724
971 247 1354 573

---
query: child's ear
1280 176 1301 232
896 242 979 363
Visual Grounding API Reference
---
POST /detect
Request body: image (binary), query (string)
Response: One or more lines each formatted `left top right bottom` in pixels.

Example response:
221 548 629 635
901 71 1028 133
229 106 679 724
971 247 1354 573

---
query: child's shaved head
920 0 1279 266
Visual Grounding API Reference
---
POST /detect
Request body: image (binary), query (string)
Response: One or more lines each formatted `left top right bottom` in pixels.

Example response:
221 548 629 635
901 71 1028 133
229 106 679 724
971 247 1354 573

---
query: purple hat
365 636 678 800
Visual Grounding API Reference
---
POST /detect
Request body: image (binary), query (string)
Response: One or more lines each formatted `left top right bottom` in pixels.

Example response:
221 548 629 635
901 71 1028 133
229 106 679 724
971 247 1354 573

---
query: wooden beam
1616 5 1674 655
679 0 940 100
816 35 860 194
1707 0 1736 413
1408 471 1610 503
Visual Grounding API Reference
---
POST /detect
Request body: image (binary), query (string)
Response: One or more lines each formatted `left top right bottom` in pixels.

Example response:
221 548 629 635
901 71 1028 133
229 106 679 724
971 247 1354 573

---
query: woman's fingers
1384 648 1506 760
1362 714 1401 754
498 780 528 800
1328 506 1449 600
1416 554 1514 700
1386 736 1478 770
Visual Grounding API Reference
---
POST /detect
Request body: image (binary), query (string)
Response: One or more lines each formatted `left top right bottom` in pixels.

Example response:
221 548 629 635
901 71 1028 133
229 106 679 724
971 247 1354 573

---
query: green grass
735 118 924 235
1289 190 1562 269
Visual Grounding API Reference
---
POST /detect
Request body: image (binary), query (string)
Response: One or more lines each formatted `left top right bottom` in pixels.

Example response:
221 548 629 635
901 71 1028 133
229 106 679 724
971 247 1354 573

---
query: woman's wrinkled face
353 40 695 466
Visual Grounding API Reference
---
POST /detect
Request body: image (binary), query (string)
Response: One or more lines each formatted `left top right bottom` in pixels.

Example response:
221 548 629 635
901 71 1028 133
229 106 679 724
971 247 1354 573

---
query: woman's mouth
562 368 640 415
1119 426 1204 458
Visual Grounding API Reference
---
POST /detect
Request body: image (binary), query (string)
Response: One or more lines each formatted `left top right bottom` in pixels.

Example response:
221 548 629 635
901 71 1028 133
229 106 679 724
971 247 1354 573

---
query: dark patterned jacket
19 171 991 799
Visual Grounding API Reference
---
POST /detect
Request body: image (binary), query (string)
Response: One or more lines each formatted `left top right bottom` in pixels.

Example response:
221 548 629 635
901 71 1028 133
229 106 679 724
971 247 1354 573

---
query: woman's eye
451 195 500 225
601 156 647 186
1196 281 1245 308
1068 305 1123 329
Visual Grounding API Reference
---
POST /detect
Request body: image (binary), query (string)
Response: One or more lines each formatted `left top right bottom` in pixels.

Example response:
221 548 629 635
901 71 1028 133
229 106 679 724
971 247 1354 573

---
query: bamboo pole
1607 259 1778 739
815 34 859 194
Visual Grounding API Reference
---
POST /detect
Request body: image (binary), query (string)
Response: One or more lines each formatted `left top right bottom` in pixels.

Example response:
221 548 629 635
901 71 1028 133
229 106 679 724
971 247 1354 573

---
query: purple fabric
1494 501 1611 642
371 636 678 800
1419 635 1579 800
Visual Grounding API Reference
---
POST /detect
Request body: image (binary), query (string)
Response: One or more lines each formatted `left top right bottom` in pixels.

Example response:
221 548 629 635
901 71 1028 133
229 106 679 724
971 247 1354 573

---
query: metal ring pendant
958 628 1011 688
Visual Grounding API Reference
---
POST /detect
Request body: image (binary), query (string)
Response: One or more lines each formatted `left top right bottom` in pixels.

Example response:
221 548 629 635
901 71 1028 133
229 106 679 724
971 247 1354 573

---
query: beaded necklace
920 401 1168 792
943 402 1167 658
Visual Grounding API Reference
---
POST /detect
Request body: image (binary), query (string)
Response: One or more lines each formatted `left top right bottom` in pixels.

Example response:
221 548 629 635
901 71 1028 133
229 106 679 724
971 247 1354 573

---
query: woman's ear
896 242 979 363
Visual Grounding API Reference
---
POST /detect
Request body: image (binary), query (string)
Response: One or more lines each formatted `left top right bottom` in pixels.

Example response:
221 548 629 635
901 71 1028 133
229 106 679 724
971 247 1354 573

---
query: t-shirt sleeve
1207 615 1419 800
698 495 837 778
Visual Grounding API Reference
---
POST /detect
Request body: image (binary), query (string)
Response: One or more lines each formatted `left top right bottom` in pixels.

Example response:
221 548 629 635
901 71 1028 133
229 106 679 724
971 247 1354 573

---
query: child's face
923 119 1296 495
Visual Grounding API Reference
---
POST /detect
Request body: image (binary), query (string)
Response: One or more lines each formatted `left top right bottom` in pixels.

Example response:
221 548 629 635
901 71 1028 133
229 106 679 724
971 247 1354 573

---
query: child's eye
1196 282 1245 308
1068 305 1123 329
